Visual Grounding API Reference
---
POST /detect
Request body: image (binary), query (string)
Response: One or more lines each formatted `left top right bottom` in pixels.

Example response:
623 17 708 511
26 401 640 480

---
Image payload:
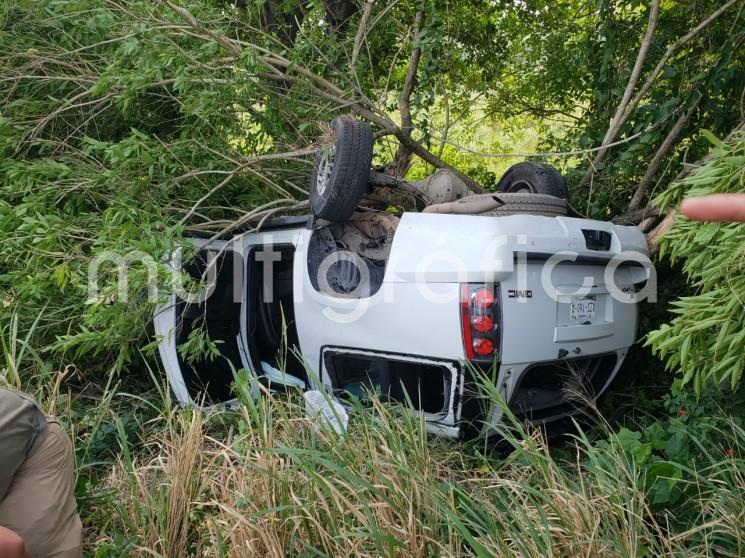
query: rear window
325 352 451 414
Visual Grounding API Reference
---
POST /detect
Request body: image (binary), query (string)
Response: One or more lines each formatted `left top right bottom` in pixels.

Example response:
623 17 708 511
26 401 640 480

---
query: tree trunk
393 11 423 178
577 0 660 191
628 93 702 210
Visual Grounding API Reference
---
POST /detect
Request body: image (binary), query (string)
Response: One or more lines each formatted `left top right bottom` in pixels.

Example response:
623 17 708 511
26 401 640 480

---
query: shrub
648 131 745 395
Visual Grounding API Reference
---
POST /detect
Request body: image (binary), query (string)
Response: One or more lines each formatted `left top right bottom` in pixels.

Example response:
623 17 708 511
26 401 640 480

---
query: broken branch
161 0 486 194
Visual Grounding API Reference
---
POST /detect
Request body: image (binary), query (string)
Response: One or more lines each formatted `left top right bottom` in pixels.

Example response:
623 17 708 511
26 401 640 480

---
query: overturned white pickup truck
155 116 653 438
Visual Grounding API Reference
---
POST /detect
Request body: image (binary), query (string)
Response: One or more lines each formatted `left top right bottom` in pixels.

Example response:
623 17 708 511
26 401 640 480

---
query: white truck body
155 212 652 437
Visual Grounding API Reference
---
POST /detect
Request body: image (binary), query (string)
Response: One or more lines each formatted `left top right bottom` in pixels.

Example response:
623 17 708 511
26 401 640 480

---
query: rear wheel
310 116 373 222
496 162 566 199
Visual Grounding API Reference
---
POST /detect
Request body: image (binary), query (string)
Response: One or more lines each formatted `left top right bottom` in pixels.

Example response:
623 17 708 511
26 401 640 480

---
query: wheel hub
510 179 534 193
316 149 335 196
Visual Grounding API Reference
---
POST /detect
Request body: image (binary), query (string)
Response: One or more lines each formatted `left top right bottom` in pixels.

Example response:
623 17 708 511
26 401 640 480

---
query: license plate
570 296 596 321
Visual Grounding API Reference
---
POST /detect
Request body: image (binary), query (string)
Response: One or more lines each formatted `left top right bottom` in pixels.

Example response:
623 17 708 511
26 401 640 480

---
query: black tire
310 116 373 222
459 192 567 217
496 162 567 199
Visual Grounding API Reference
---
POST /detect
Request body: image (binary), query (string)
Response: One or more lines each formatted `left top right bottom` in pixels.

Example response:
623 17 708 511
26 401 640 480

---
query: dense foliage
1 0 743 372
649 132 745 394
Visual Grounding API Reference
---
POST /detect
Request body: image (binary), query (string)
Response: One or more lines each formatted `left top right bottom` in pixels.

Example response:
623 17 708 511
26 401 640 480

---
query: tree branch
161 1 486 193
352 0 375 66
393 10 423 178
577 0 660 191
612 206 661 225
638 120 745 253
625 0 739 123
646 209 676 257
394 129 485 192
160 0 241 54
436 82 450 160
628 93 702 210
669 119 745 186
578 0 739 192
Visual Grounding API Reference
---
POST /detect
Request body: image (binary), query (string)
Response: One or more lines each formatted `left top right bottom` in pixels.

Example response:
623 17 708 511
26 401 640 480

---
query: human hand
0 526 26 558
681 193 745 222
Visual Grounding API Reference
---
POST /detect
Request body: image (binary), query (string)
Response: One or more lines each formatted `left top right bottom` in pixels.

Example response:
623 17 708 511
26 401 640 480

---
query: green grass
76 383 744 557
2 316 744 557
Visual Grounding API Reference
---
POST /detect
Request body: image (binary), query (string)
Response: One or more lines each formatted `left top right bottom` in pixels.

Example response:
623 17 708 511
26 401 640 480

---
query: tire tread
496 162 567 199
459 192 567 217
310 117 373 222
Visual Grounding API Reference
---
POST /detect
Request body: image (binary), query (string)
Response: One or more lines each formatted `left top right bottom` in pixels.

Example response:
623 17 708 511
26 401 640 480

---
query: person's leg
0 420 82 558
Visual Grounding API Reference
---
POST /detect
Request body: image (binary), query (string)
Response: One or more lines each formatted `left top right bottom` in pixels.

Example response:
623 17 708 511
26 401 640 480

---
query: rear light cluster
461 284 501 362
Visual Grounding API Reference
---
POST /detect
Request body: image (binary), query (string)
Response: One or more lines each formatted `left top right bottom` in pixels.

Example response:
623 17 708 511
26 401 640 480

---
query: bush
0 1 310 372
648 131 745 395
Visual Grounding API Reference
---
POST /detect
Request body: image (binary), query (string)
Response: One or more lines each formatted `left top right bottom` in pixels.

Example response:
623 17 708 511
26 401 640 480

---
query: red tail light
472 315 494 333
461 284 501 362
473 288 494 309
473 337 495 356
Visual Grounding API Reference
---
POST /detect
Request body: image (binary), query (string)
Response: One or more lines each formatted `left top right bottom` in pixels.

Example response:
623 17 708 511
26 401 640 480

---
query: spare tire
310 116 373 222
496 162 567 199
461 192 567 217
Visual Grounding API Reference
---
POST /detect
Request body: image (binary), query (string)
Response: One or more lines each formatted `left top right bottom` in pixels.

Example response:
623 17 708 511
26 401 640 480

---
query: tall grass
84 383 744 557
2 315 742 556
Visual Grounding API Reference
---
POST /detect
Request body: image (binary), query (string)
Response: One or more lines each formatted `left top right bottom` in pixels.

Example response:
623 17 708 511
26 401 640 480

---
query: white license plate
570 296 596 321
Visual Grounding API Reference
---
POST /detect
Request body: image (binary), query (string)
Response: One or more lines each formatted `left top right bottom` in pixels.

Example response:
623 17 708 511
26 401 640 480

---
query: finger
680 194 745 222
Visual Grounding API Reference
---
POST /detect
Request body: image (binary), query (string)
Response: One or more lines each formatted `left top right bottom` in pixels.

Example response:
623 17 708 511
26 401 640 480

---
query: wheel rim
316 148 335 196
508 179 535 193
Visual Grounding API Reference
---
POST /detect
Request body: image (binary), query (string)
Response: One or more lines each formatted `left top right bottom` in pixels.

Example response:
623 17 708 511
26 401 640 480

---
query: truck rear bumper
484 348 627 430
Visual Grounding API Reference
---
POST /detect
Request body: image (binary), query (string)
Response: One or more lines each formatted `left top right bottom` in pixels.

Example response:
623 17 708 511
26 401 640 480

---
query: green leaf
699 129 723 147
